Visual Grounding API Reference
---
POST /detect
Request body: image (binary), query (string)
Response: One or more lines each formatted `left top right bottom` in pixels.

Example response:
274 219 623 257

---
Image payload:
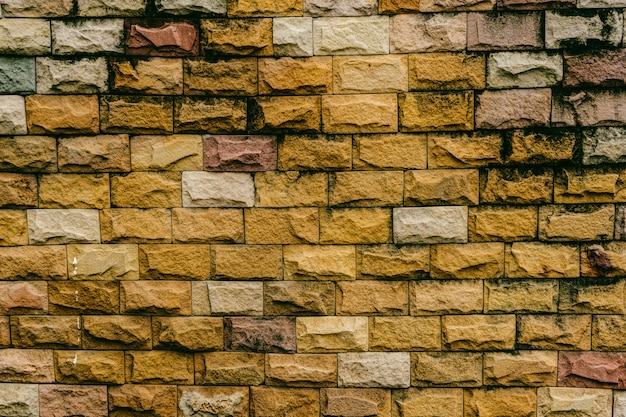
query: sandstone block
155 0 227 14
379 0 420 12
539 204 614 241
0 18 50 55
559 277 625 314
559 351 626 388
582 240 626 277
323 388 389 417
51 19 124 54
249 96 321 133
245 208 319 244
410 280 483 315
0 246 66 280
481 168 553 204
258 57 331 95
0 281 47 315
266 354 337 387
184 58 257 96
36 57 108 94
58 135 130 173
565 49 626 87
204 135 277 172
314 16 389 55
338 352 410 388
411 352 483 387
333 55 407 94
0 384 38 417
399 91 474 132
430 242 504 278
322 94 397 133
0 57 35 93
0 210 28 246
139 244 209 280
111 172 181 208
409 53 485 91
469 206 537 242
255 172 327 207
0 96 26 134
337 281 408 315
178 386 248 417
39 174 110 209
195 352 264 385
552 90 626 126
392 388 462 417
555 167 626 204
506 242 580 278
39 385 107 417
304 0 377 15
55 350 125 384
279 134 351 170
0 136 57 172
354 133 427 170
101 95 173 134
393 206 468 244
121 281 191 315
211 245 281 280
537 387 611 417
390 13 466 52
467 12 543 50
174 96 246 133
405 169 478 206
330 171 402 207
465 388 537 417
369 316 440 351
77 0 145 15
296 317 368 352
546 10 623 49
172 208 243 243
0 349 53 382
484 351 558 386
476 88 551 129
2 0 73 16
198 281 262 315
182 171 254 207
517 314 591 350
226 317 296 353
358 245 429 279
0 317 8 348
593 315 626 350
283 245 354 281
488 51 563 88
429 132 502 169
101 208 172 243
152 317 223 351
111 57 182 94
109 385 177 417
421 0 493 10
273 17 313 56
615 392 626 417
583 127 626 165
320 208 391 244
252 387 319 417
201 18 272 56
126 351 193 384
484 279 558 313
443 314 516 350
82 315 151 350
28 209 100 245
131 134 202 171
125 20 198 56
228 0 301 16
0 173 37 208
507 130 577 165
11 316 80 348
259 273 331 311
49 282 119 315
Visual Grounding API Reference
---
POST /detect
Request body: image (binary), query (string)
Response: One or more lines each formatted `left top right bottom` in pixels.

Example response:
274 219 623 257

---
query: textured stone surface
314 16 389 55
2 0 73 16
583 127 626 164
182 171 254 207
131 134 202 171
428 132 502 168
481 168 553 204
430 242 504 278
565 49 626 87
0 349 54 382
153 317 223 351
228 0 302 16
337 281 408 315
255 171 327 207
121 281 191 315
594 316 626 350
172 208 243 243
111 172 181 208
552 90 626 127
555 167 626 204
484 351 558 386
0 246 66 280
0 18 50 55
39 174 110 209
259 57 331 95
58 135 130 173
82 315 151 350
409 53 485 90
320 208 391 244
49 282 119 315
245 208 319 244
225 317 295 353
0 281 47 315
506 242 580 278
404 169 478 206
0 95 26 134
537 387 611 417
333 55 407 94
467 12 543 50
0 173 37 208
26 94 99 134
273 17 313 56
155 0 227 14
465 388 536 417
379 0 420 12
204 135 277 171
412 352 483 387
390 13 466 52
0 57 35 93
369 316 440 351
210 244 280 279
126 351 194 384
174 96 246 133
558 352 626 388
37 57 108 94
469 206 538 242
545 10 623 49
52 19 124 54
322 94 397 134
484 279 558 313
0 136 57 172
393 388 462 417
266 354 337 387
109 385 177 417
195 352 264 385
488 52 563 88
323 389 390 417
139 244 210 280
538 204 614 241
11 316 80 348
101 95 173 134
411 280 483 315
184 58 257 96
264 281 335 315
77 0 145 15
201 18 273 56
338 352 410 388
251 387 319 417
421 0 494 10
0 384 38 417
202 281 263 315
399 91 474 132
39 385 108 417
559 278 626 314
354 133 427 170
55 350 124 384
296 317 368 352
178 386 248 417
111 57 182 94
126 20 198 56
393 206 468 244
304 0 377 15
476 88 551 129
284 245 355 281
507 130 576 165
330 171 402 207
249 95 320 133
517 314 591 350
0 210 28 246
442 315 516 350
101 208 172 243
28 209 100 245
358 245 429 279
279 134 351 170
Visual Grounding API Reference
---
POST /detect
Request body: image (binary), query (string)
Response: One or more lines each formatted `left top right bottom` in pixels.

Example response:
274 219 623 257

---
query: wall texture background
0 0 626 415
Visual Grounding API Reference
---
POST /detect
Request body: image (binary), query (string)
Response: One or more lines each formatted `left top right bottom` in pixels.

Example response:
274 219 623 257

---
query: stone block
465 388 537 417
28 209 100 245
411 352 483 387
390 13 466 52
488 51 563 88
357 244 430 279
174 96 246 133
484 279 558 313
442 314 516 350
58 135 130 173
313 16 389 55
139 244 210 280
583 127 626 165
296 317 368 352
0 384 38 417
517 314 591 350
266 354 337 387
152 317 223 351
338 352 410 388
559 351 626 388
430 242 504 278
109 385 177 417
379 0 420 12
39 174 110 209
39 385 107 417
552 90 626 127
273 17 313 56
225 317 296 353
249 95 321 133
399 91 474 132
100 95 173 134
245 208 319 244
227 0 301 16
178 386 248 417
545 10 623 49
0 173 37 208
304 0 377 15
111 172 181 208
481 168 553 204
203 281 263 315
469 206 537 242
369 316 440 351
26 94 99 134
11 316 80 348
537 387 611 417
131 134 202 171
155 0 227 14
559 277 626 314
505 242 580 278
593 315 626 350
0 18 50 55
497 0 574 8
172 208 243 243
251 387 319 417
125 20 198 56
204 135 277 171
564 49 626 87
77 0 145 15
259 57 331 95
111 57 182 94
0 281 47 315
51 19 124 54
0 57 35 93
0 210 28 246
333 55 407 94
476 88 551 129
82 315 151 350
201 18 273 56
428 132 502 169
354 133 427 170
421 0 494 10
507 130 577 165
2 0 73 16
36 57 108 94
392 388 462 417
54 350 125 384
467 12 543 50
264 281 335 315
404 169 478 206
0 317 8 348
49 282 119 315
121 281 191 315
0 246 66 280
409 52 485 90
393 206 468 244
126 351 193 384
279 134 351 170
255 171 327 207
0 349 53 382
0 95 26 134
539 204 614 241
0 136 57 172
320 208 391 244
555 167 626 204
337 281 408 315
411 280 483 316
195 352 264 385
283 245 355 281
330 171 403 207
484 351 558 386
182 171 254 207
184 58 257 96
211 244 281 279
324 390 389 417
101 208 172 243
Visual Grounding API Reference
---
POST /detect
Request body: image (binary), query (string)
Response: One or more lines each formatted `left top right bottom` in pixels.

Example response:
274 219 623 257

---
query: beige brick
195 352 264 385
357 245 430 279
313 16 389 55
39 174 110 209
246 208 319 244
68 244 138 281
139 244 210 280
506 130 576 165
593 315 626 350
264 281 336 315
506 242 579 278
255 171 328 207
337 281 408 315
399 91 474 132
111 57 182 95
320 208 391 244
201 18 273 56
484 351 558 386
481 168 553 204
0 95 26 134
249 95 320 133
554 167 626 204
110 385 177 417
539 204 614 241
101 208 172 243
330 171 403 207
178 386 248 417
0 349 54 383
0 136 57 173
54 350 124 384
26 94 99 134
0 210 28 246
338 352 410 388
559 278 626 314
172 208 244 243
101 95 173 134
272 16 313 56
333 55 408 94
174 97 246 133
126 351 193 384
369 316 440 351
152 317 223 351
0 245 66 280
390 13 466 53
411 280 483 315
183 171 253 207
0 281 48 315
322 94 398 134
409 53 485 90
184 58 257 96
537 387 611 417
469 206 538 242
476 88 552 129
297 317 368 352
485 279 558 313
82 315 151 350
323 388 390 417
266 354 337 387
284 245 355 281
201 281 263 315
411 352 482 387
404 169 479 206
58 134 130 173
279 134 351 170
353 133 427 170
517 314 591 350
121 281 191 315
393 388 463 417
49 282 119 315
428 132 503 169
393 206 468 244
11 316 80 348
251 387 319 417
442 314 516 350
28 209 100 245
465 388 536 417
212 245 282 280
259 57 332 95
130 134 203 171
431 242 504 278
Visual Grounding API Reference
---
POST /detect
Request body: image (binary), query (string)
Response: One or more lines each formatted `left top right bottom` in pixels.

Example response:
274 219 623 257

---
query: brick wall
0 0 626 415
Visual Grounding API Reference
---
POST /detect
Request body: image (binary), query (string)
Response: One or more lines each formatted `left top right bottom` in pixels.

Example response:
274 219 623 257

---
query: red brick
558 352 626 388
564 49 626 87
467 12 543 50
126 19 199 56
552 90 626 127
204 135 277 171
225 317 296 353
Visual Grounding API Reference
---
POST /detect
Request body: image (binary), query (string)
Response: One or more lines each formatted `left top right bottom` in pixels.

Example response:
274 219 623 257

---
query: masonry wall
0 0 626 415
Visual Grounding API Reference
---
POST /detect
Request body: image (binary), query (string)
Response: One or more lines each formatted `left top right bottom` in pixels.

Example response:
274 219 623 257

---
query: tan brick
0 173 37 208
255 171 328 207
101 95 173 134
126 351 193 384
409 53 485 90
559 278 626 314
481 168 553 204
279 134 352 170
110 385 177 417
442 315 516 350
172 208 243 243
264 281 335 315
506 242 579 278
111 57 182 95
174 97 246 133
195 281 263 316
539 204 614 241
11 316 80 348
284 245 355 281
465 388 536 417
195 352 264 385
55 350 124 384
228 0 301 16
369 316 440 351
153 317 223 351
322 94 398 134
58 134 130 173
0 349 54 382
353 133 427 170
39 385 107 417
110 172 181 208
593 315 626 351
0 281 48 315
484 351 558 386
0 245 66 280
184 58 257 96
506 130 576 165
26 95 99 134
0 317 9 348
212 245 282 280
201 18 273 56
430 242 504 278
428 132 503 168
399 91 473 132
469 206 538 242
82 315 151 350
246 208 319 244
252 387 319 417
101 208 172 243
49 282 119 315
393 388 463 417
67 244 138 281
121 281 191 315
39 174 110 209
582 242 626 278
178 386 248 417
297 317 368 352
412 352 482 387
476 88 551 129
358 244 429 279
517 314 591 350
330 171 403 207
337 281 408 315
0 136 57 172
379 0 420 12
554 167 626 204
485 279 558 313
266 354 337 387
259 57 332 95
323 388 390 417
139 244 210 280
390 13 467 53
338 352 410 388
0 210 28 246
404 169 479 206
249 96 320 133
320 208 391 244
537 387 611 417
130 134 202 171
411 280 483 315
333 55 408 94
313 16 389 56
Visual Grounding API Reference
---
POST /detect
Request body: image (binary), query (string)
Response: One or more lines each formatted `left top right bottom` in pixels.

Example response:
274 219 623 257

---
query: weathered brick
226 317 296 353
0 18 50 55
204 135 276 172
0 246 66 280
100 208 172 243
399 91 474 132
11 315 79 349
506 242 579 278
212 244 281 280
125 20 198 56
320 208 391 244
120 281 191 315
334 55 407 94
39 385 107 417
390 13 466 53
583 127 626 165
0 136 57 172
111 57 182 94
297 317 368 352
184 58 257 96
54 350 125 384
465 388 537 417
0 210 28 246
131 134 202 171
82 315 151 350
358 245 429 279
430 242 504 278
172 208 243 243
488 52 563 88
0 281 47 315
485 279 558 313
273 17 313 56
39 174 109 210
481 168 553 204
559 277 626 314
330 171 403 207
101 95 173 134
194 281 262 315
412 352 483 387
539 204 614 241
379 0 420 12
393 206 468 244
266 354 337 387
467 12 543 50
36 57 108 94
428 132 502 169
506 130 576 165
0 173 37 208
324 388 390 417
2 0 73 16
393 388 462 417
443 315 516 350
152 317 223 351
126 351 193 384
279 134 352 170
369 316 440 351
558 351 626 388
546 10 623 49
78 0 146 16
411 280 483 315
497 0 575 9
249 96 321 133
258 57 331 95
537 387 611 417
0 95 26 135
484 351 558 386
517 314 591 350
0 349 53 382
178 386 248 417
195 352 264 385
26 95 99 135
264 281 335 315
246 208 319 244
476 88 551 129
256 171 327 207
338 352 410 388
174 97 246 133
28 209 100 245
58 135 130 173
405 169 479 206
338 281 408 315
409 52 485 91
0 57 36 93
139 244 210 280
155 0 227 15
354 133 427 170
422 0 493 10
109 385 177 417
593 315 626 350
0 384 38 417
555 167 626 203
304 0 378 16
251 387 319 417
51 18 125 55
111 172 181 208
552 90 626 127
228 0 301 16
49 282 119 315
201 18 273 56
469 206 537 242
564 49 626 87
314 16 389 55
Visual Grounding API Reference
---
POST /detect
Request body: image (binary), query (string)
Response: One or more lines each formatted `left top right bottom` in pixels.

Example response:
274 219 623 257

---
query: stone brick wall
0 0 626 415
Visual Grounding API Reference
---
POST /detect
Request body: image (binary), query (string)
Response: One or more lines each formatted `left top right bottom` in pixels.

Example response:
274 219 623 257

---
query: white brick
0 95 27 135
538 387 611 417
77 0 146 16
313 16 389 55
545 10 623 49
614 391 626 417
36 57 108 94
487 52 563 89
0 18 50 55
28 209 101 244
182 171 254 207
304 0 377 16
52 19 125 55
393 207 468 244
390 13 466 53
338 352 411 388
273 17 313 56
583 127 626 165
155 0 227 14
0 384 38 417
207 281 263 315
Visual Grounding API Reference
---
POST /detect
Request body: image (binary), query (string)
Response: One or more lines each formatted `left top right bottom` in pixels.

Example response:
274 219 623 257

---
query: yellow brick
279 134 352 170
581 242 626 278
330 171 403 207
484 279 558 313
259 57 332 95
393 388 463 417
297 317 368 353
100 208 172 244
184 58 257 96
430 242 504 279
506 130 576 165
322 94 398 134
337 281 408 315
483 351 558 387
213 245 282 280
409 53 485 90
320 208 391 244
284 245 355 281
200 18 273 56
111 172 181 208
469 206 537 242
505 242 580 278
227 0 302 16
357 245 429 279
353 133 427 170
245 208 319 244
101 96 173 134
538 204 614 241
379 0 420 13
442 314 516 350
411 352 482 387
0 210 28 246
38 174 109 209
465 388 536 417
410 280 483 315
399 91 474 132
481 168 553 204
139 244 210 280
111 57 183 95
517 314 591 350
428 132 502 168
174 97 246 133
172 208 244 243
404 169 479 206
130 134 203 171
559 277 626 314
250 96 321 132
554 167 626 203
593 315 626 350
26 95 99 134
255 171 328 207
369 316 440 351
333 54 408 94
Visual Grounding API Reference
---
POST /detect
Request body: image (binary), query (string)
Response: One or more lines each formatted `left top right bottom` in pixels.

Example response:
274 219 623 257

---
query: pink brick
39 385 108 417
564 49 626 87
0 282 48 314
468 12 543 50
552 90 626 126
476 89 552 129
0 349 54 382
225 317 296 353
126 20 199 56
558 352 626 388
203 135 277 171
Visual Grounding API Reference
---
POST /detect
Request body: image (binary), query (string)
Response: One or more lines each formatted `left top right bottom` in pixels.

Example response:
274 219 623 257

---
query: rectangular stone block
517 314 591 350
39 174 109 209
0 349 53 383
487 51 563 88
204 135 277 172
11 316 80 348
338 352 410 388
552 90 626 126
484 351 558 386
131 134 202 171
304 0 378 16
559 351 626 388
411 280 483 315
197 281 262 315
467 12 543 50
333 55 407 94
358 244 429 279
26 95 99 135
0 246 66 280
195 352 264 385
546 10 623 49
36 57 108 94
174 96 246 133
266 354 337 387
28 209 100 245
505 242 580 278
0 18 50 55
539 204 614 241
0 136 57 172
111 57 182 94
111 172 181 208
255 171 327 207
126 351 193 384
39 385 107 417
421 0 494 10
201 18 273 56
49 282 119 315
583 127 626 165
428 132 503 169
0 384 38 417
184 58 257 96
485 279 558 313
125 20 198 56
537 387 611 417
258 57 331 95
296 317 368 352
0 210 28 246
390 13 466 52
405 169 478 206
273 17 313 56
324 388 390 417
593 315 626 350
82 315 151 350
409 52 485 90
226 317 296 353
211 245 281 280
0 57 35 93
54 350 125 384
249 96 321 133
481 168 553 204
559 277 625 314
412 352 483 387
227 0 301 16
469 206 537 242
393 388 462 417
264 281 335 315
0 281 47 314
58 135 130 173
252 387 319 417
51 19 124 55
100 95 173 134
77 0 146 15
121 281 191 315
2 0 73 16
400 91 474 132
393 206 468 244
279 134 351 170
555 167 626 203
379 0 420 12
184 172 252 207
139 244 210 280
320 208 391 244
284 245 355 281
506 130 576 165
442 314 516 350
330 171 403 207
565 49 626 87
476 88 551 129
178 386 248 417
337 281 408 315
109 385 177 417
313 16 389 55
430 242 504 278
369 316 440 351
245 208 319 244
0 173 37 208
100 208 172 243
0 95 26 135
153 316 223 351
465 388 537 417
0 317 8 348
354 133 427 170
172 208 243 243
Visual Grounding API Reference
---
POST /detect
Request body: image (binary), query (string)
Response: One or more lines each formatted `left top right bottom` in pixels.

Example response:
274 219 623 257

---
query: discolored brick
412 351 483 387
49 282 119 315
201 18 273 56
184 58 257 96
390 13 466 53
126 350 194 384
58 135 130 173
0 281 48 315
174 96 246 133
152 317 223 351
476 89 552 129
178 386 248 417
250 96 321 133
125 20 199 56
204 135 277 172
353 133 427 170
0 173 37 208
139 244 210 280
82 315 151 350
120 281 191 315
264 281 335 315
225 317 296 353
517 314 591 350
54 350 125 384
39 385 107 417
0 136 57 173
358 245 430 280
467 12 543 50
399 91 474 132
101 95 173 134
481 168 553 205
411 280 483 315
485 279 558 313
